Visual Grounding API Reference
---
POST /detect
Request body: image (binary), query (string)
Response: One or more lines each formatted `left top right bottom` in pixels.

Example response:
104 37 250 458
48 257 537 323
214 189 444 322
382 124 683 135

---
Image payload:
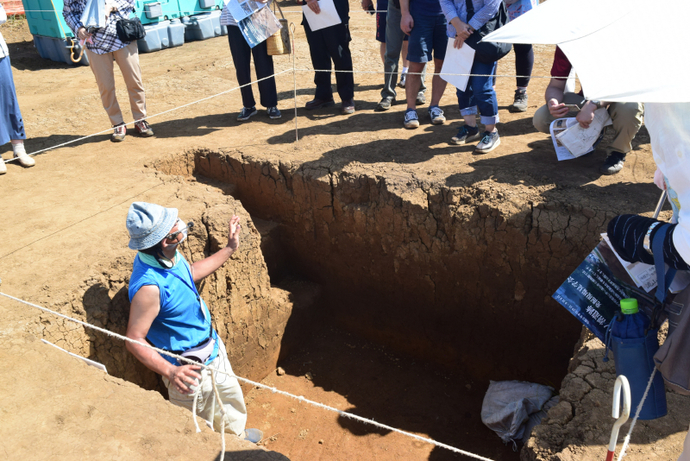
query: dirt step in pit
34 179 321 394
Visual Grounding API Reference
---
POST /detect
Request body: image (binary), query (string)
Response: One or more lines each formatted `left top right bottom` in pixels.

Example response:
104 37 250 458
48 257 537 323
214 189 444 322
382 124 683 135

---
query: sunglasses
165 220 194 241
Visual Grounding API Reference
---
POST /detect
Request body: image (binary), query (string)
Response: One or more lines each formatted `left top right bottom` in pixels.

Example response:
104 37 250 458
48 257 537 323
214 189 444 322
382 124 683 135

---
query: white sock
12 143 26 156
402 67 409 75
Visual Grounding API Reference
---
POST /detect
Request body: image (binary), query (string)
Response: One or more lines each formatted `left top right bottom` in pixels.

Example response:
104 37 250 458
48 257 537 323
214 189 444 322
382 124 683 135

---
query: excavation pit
128 147 661 459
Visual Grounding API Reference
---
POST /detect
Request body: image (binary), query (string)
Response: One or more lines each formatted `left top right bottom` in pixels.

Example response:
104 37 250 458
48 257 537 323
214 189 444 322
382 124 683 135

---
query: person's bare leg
429 58 447 107
405 61 424 109
401 41 409 68
380 42 385 64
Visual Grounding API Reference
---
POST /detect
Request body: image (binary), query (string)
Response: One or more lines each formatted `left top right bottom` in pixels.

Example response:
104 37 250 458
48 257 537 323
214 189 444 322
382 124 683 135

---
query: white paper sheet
227 0 266 22
439 41 475 92
549 117 581 161
239 6 281 48
556 108 612 157
302 0 341 32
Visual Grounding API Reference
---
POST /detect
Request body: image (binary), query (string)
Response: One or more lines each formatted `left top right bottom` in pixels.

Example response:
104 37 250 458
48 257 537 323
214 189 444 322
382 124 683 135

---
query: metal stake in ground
606 375 631 461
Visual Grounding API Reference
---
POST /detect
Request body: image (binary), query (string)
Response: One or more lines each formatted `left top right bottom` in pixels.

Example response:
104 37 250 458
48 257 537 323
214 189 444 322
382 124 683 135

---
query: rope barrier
2 69 292 165
0 290 495 461
0 182 164 261
3 63 568 163
4 63 572 165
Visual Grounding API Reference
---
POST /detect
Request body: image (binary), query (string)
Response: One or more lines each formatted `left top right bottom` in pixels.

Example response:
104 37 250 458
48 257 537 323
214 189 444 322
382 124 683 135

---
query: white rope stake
616 368 657 460
290 23 299 142
1 290 494 460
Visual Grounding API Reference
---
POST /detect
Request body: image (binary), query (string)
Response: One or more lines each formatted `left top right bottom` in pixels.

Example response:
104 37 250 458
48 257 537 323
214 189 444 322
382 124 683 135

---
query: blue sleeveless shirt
128 252 219 365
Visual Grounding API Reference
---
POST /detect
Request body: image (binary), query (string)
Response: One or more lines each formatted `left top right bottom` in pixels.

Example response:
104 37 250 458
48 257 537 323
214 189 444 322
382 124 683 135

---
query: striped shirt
63 0 134 55
220 0 238 27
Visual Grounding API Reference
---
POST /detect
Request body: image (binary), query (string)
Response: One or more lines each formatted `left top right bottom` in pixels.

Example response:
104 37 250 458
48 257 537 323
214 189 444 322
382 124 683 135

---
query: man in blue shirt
125 202 260 442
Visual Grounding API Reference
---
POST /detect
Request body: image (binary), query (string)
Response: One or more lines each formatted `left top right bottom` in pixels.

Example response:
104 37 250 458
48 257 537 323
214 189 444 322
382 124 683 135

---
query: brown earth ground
2 2 689 460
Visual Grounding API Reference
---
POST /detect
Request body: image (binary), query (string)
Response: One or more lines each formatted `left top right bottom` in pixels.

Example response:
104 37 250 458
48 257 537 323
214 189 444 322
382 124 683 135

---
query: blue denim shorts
406 12 448 63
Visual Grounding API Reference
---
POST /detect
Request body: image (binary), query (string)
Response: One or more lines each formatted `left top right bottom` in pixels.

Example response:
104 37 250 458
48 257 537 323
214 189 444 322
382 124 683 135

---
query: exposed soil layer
1 4 681 461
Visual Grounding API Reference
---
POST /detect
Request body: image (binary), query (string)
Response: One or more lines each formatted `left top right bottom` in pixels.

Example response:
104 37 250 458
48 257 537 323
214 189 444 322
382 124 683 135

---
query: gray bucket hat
126 202 178 250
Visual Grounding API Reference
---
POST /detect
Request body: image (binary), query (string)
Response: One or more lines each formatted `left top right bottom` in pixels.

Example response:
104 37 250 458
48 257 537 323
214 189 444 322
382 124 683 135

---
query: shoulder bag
266 1 291 56
652 225 690 395
115 9 146 42
464 0 511 64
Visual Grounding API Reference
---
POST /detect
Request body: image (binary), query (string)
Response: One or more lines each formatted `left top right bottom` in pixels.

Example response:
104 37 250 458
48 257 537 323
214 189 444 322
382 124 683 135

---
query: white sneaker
0 158 6 175
475 131 501 154
13 143 35 167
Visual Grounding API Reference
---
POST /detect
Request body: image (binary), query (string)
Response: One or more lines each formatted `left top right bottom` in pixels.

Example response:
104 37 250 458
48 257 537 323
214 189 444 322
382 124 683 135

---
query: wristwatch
590 100 603 109
643 221 661 256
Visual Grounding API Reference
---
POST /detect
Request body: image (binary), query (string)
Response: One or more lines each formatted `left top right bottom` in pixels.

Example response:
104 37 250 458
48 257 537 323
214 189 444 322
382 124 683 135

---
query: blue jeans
457 59 499 126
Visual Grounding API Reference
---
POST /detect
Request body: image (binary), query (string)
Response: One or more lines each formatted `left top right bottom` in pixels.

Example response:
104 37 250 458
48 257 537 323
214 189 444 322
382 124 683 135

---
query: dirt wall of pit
37 180 295 392
159 148 621 385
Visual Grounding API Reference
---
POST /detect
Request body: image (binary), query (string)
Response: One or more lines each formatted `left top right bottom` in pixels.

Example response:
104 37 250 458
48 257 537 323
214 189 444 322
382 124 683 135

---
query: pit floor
246 326 522 461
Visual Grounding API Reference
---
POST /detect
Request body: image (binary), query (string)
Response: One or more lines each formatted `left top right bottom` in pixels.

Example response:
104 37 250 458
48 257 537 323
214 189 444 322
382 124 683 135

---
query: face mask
176 218 188 244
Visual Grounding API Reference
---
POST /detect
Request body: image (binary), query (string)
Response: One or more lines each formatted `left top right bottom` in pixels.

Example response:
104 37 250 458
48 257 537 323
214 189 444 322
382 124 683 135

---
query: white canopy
484 0 690 102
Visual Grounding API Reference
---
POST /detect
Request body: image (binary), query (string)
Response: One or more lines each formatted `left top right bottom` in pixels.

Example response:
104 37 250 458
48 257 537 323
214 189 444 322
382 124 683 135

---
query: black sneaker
509 89 528 113
600 151 626 175
451 125 480 145
237 106 257 121
376 97 394 111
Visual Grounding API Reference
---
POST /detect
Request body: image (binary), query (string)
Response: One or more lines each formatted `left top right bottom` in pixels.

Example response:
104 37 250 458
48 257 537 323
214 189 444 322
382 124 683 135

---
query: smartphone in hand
562 93 585 110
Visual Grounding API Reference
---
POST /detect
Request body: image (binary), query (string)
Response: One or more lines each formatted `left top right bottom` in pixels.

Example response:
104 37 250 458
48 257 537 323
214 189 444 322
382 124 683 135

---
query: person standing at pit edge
125 202 262 443
299 0 356 115
399 0 448 129
220 0 281 122
0 3 35 174
63 0 154 142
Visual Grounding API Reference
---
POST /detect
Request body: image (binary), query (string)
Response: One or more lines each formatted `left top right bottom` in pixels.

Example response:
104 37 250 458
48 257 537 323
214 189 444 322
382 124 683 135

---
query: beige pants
163 339 247 435
533 98 644 155
85 41 147 126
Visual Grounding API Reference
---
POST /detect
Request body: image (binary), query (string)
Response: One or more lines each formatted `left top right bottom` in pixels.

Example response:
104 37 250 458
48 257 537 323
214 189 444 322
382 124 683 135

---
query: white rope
211 371 228 461
3 70 292 164
192 372 205 433
4 64 567 165
616 368 658 461
0 290 494 461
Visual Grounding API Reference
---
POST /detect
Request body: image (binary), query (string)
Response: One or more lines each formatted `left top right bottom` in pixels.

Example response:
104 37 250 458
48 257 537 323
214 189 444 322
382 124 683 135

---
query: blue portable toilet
22 0 90 65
